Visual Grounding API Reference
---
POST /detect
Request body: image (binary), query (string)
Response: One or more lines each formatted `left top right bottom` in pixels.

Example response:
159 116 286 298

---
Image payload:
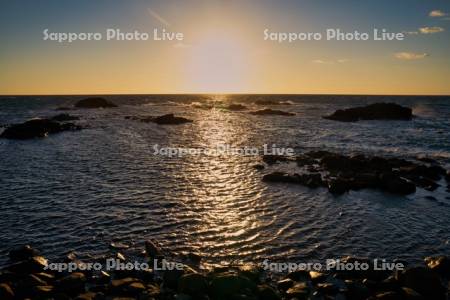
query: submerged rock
74 97 117 108
152 114 193 125
0 119 81 140
249 109 295 116
323 103 412 122
9 245 39 262
50 113 80 122
226 104 247 111
0 283 14 300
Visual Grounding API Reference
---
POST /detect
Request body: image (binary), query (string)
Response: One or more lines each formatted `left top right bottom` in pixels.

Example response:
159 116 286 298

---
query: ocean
1 94 449 267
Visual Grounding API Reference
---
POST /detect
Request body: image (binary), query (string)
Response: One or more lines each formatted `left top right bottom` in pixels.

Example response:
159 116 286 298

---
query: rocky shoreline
1 244 450 300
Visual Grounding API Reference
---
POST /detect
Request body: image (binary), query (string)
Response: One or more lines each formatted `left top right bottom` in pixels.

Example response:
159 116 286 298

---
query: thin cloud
419 26 445 34
173 42 191 49
429 10 447 17
395 52 429 60
312 59 349 64
148 8 171 27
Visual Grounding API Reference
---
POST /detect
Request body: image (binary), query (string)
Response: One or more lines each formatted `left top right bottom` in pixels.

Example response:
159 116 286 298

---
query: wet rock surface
324 103 413 122
74 97 117 109
261 151 446 196
0 119 82 140
249 109 295 116
0 245 449 300
226 104 248 111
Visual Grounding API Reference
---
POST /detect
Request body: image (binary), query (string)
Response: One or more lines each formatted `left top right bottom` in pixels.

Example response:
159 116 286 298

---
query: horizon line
1 93 450 97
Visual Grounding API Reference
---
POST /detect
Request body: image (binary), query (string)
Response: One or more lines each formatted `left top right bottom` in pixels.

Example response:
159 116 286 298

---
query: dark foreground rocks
261 151 446 195
74 97 117 109
0 119 81 140
324 103 413 122
249 109 295 116
1 244 449 300
50 114 80 122
126 113 193 125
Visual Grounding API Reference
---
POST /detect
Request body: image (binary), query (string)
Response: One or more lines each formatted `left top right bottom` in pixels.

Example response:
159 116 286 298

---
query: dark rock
55 106 73 111
249 109 295 116
163 269 186 289
323 103 412 122
262 155 290 165
328 178 352 195
256 284 281 300
0 119 81 139
397 267 446 300
287 270 310 282
226 104 247 111
344 280 370 300
379 173 416 195
253 164 265 170
51 113 80 121
210 272 256 297
297 173 324 188
9 245 39 262
445 171 450 182
401 287 425 300
373 291 403 300
238 264 262 283
0 283 14 300
75 292 97 300
178 273 208 296
32 285 55 298
56 272 86 295
145 240 162 257
262 172 299 184
425 256 450 277
127 113 193 125
285 282 310 298
277 278 294 291
7 256 48 273
74 97 117 108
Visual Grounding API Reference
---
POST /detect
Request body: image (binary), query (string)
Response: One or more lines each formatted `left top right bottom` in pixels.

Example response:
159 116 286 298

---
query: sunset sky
1 0 449 95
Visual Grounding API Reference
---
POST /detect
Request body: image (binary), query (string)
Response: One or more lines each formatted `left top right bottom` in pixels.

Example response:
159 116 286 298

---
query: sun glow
184 30 253 93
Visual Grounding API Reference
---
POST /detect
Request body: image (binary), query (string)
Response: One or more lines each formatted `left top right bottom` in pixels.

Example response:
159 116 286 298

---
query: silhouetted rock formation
249 109 295 116
126 114 193 125
0 119 81 140
74 97 117 109
324 102 412 122
261 151 446 195
226 104 247 111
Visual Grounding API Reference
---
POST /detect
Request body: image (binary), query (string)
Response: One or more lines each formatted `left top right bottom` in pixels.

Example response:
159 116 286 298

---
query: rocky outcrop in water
126 114 193 125
74 97 117 109
1 244 449 300
254 99 291 106
249 109 295 116
261 151 446 195
323 102 413 122
0 119 81 140
226 104 247 111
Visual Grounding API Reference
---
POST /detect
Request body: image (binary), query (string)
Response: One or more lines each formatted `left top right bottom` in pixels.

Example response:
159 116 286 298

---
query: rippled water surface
1 95 450 266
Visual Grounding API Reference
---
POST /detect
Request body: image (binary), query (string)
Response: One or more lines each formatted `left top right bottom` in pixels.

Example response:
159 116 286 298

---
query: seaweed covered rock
324 103 412 122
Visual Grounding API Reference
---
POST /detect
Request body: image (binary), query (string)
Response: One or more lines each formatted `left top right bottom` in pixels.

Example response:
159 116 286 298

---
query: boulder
262 172 300 184
0 283 14 300
256 284 281 300
397 267 446 300
323 103 412 122
56 272 86 295
74 97 117 108
9 245 39 262
178 273 208 296
0 119 81 139
7 256 48 273
379 174 416 195
425 256 450 277
285 282 310 299
145 240 162 257
249 109 295 116
210 272 256 297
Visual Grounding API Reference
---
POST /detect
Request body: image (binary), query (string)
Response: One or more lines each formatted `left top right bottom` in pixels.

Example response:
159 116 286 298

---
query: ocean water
0 94 449 267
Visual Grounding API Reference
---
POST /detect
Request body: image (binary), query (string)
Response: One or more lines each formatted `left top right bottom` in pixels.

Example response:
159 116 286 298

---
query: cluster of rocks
0 117 82 140
261 150 449 195
249 109 295 116
323 103 413 122
125 114 193 125
1 244 450 300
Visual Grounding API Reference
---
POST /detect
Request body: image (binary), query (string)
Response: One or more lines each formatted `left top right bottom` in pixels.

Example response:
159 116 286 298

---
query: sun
184 30 252 93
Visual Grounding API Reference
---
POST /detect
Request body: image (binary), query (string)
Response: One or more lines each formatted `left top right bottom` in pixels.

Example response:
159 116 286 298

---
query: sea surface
1 94 450 267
